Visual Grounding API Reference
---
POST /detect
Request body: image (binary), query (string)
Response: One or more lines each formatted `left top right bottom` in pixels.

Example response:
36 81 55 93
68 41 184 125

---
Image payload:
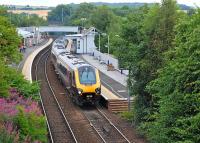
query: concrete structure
82 54 128 87
18 26 79 33
22 39 53 82
18 26 80 47
38 26 79 33
17 40 49 71
65 27 96 54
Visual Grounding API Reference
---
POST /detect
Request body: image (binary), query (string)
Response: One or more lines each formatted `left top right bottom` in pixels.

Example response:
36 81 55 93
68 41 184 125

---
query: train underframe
70 92 101 106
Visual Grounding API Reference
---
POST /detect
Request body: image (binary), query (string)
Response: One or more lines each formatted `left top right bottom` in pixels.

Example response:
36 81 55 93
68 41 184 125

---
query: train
50 37 101 105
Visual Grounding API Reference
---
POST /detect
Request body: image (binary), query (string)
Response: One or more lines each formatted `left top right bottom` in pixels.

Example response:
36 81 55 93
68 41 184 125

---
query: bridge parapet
18 26 79 33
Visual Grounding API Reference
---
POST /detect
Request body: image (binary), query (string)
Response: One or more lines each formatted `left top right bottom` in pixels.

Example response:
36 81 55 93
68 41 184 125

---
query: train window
69 73 72 85
52 54 56 61
72 72 76 87
77 41 80 49
59 64 67 75
78 66 96 84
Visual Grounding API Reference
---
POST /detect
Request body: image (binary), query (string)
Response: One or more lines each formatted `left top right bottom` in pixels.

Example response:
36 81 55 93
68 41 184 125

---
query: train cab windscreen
78 66 96 84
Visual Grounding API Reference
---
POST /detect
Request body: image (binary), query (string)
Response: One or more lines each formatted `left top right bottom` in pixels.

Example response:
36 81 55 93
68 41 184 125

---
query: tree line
0 6 47 27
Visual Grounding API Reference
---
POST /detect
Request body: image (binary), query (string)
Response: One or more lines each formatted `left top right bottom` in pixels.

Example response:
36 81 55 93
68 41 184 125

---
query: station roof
17 29 34 38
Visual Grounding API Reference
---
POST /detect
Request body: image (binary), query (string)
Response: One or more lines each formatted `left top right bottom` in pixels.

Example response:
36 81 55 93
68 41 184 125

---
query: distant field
8 10 51 19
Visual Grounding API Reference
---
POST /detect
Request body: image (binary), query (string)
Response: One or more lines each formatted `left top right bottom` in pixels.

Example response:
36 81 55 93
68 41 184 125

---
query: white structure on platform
17 27 43 47
17 29 34 38
65 27 96 54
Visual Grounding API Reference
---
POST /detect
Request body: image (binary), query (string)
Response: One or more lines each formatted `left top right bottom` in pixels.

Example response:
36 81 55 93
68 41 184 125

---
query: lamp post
98 33 101 52
61 8 64 24
128 68 131 112
81 18 87 29
108 35 110 55
102 33 109 55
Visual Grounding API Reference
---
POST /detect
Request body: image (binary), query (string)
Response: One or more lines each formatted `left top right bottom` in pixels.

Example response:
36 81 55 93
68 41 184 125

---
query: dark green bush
14 107 47 142
0 129 16 143
1 65 40 100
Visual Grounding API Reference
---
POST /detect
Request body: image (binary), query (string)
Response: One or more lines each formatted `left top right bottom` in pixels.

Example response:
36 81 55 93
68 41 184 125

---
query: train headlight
77 88 83 95
95 87 101 94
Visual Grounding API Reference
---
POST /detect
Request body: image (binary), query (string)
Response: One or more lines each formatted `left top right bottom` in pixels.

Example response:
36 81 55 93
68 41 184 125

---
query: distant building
7 9 51 20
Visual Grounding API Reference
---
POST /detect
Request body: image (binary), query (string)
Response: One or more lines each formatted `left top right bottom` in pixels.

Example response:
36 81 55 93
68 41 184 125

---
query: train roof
52 46 68 57
57 52 90 70
53 38 68 47
52 37 93 71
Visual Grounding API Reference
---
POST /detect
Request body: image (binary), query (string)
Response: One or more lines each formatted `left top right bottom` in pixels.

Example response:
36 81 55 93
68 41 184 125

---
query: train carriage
51 39 101 105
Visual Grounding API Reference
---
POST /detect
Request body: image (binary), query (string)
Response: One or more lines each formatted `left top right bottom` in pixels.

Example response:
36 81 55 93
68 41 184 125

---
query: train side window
52 54 56 61
59 64 67 75
69 73 72 85
72 72 76 87
77 41 80 49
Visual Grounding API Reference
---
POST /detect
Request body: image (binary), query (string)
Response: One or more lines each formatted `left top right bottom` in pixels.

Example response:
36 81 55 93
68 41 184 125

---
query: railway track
32 46 78 143
32 41 143 143
82 105 131 143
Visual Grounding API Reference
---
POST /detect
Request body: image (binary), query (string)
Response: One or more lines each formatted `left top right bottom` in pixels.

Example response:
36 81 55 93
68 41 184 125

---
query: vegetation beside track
0 9 47 143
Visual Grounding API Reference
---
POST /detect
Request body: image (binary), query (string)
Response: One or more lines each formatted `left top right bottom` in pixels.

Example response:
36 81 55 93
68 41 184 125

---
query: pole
128 68 131 111
128 88 130 111
62 8 64 24
99 34 101 52
108 35 110 55
10 12 11 23
24 37 25 47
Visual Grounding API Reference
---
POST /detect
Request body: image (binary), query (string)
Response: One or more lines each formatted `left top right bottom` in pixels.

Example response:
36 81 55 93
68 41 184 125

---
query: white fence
92 50 129 76
93 50 119 69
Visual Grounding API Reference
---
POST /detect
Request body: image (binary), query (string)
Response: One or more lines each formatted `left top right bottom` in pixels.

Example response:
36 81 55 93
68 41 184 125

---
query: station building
65 27 96 54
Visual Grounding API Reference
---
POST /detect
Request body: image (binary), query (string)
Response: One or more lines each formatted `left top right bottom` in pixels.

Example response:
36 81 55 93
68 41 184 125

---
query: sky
0 0 200 7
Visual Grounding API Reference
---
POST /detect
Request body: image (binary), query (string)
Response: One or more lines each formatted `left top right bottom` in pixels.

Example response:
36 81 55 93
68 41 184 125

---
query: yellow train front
71 65 101 105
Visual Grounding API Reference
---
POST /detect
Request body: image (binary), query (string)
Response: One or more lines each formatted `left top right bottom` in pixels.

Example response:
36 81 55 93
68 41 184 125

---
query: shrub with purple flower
0 88 47 143
0 88 42 117
0 121 19 143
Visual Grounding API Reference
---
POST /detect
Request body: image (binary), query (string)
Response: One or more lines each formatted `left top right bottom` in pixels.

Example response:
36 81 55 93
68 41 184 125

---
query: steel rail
96 106 132 143
82 105 131 143
44 53 78 143
82 111 107 143
35 48 54 143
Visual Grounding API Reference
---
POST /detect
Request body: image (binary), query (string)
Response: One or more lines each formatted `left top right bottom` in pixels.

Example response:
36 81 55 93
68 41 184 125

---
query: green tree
117 1 178 130
0 61 9 96
70 3 96 27
48 4 72 25
90 5 114 32
0 16 21 63
0 16 39 98
147 9 200 143
91 6 117 53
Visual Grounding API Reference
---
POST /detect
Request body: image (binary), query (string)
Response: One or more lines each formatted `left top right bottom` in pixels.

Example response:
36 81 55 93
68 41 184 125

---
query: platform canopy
17 29 34 38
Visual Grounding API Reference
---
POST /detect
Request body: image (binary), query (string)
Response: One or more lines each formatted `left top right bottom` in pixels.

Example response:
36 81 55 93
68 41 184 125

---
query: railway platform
17 39 49 71
21 38 53 82
81 54 134 112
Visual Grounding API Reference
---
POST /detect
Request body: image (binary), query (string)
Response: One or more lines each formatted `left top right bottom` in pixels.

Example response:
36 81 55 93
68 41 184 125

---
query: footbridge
18 26 80 33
